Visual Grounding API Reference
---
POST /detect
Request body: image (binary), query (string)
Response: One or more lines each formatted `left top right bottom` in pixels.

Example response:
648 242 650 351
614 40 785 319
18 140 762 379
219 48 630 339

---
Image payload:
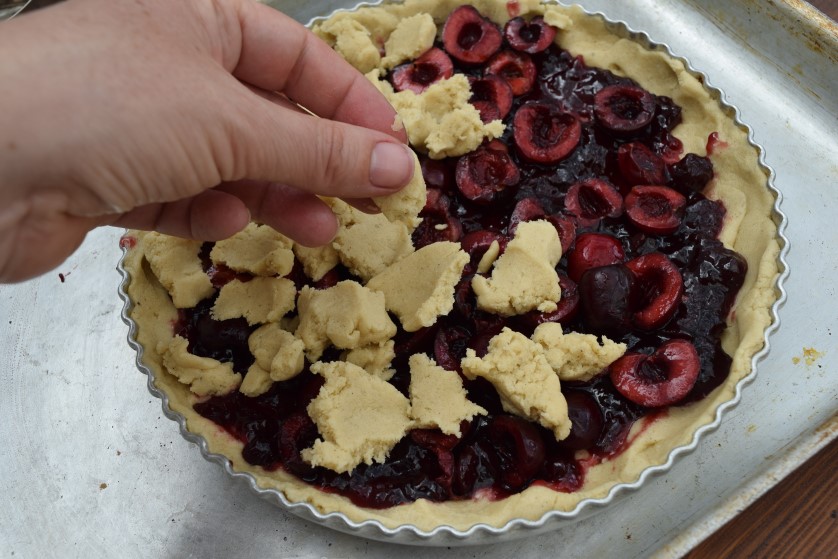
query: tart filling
123 0 781 531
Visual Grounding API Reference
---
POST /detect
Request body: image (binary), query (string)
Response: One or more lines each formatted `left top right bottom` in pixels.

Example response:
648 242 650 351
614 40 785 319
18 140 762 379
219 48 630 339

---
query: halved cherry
513 102 581 164
455 145 520 203
668 153 715 194
413 188 463 246
594 84 656 132
625 185 686 235
568 233 625 283
392 47 454 94
617 142 667 186
442 5 503 64
546 214 577 254
461 229 506 274
453 277 476 319
420 156 456 192
578 264 636 337
487 415 546 491
508 197 545 233
625 252 684 330
504 16 557 53
564 178 624 227
609 339 700 407
486 50 537 95
514 272 580 333
469 75 514 120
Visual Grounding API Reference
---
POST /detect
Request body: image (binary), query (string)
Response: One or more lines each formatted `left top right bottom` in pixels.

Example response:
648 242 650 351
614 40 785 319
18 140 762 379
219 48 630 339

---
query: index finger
230 1 407 143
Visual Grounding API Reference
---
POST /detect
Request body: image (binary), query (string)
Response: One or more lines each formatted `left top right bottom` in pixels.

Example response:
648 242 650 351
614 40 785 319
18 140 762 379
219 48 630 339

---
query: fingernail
369 142 414 189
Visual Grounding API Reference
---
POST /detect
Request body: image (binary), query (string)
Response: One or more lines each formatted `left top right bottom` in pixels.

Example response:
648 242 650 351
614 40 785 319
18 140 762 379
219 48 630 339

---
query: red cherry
469 75 514 120
504 16 557 53
625 185 686 235
508 197 545 233
392 47 454 94
578 264 636 337
617 142 668 186
461 229 506 274
442 5 503 64
546 214 577 254
564 178 624 227
486 50 537 95
567 233 625 283
419 156 456 192
434 325 472 373
488 415 546 491
594 84 656 132
513 102 581 164
625 252 684 330
561 391 605 450
455 145 520 203
609 339 700 407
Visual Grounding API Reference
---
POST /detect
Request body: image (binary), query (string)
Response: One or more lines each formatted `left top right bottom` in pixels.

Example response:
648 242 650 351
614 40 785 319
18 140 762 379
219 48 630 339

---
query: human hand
0 0 413 283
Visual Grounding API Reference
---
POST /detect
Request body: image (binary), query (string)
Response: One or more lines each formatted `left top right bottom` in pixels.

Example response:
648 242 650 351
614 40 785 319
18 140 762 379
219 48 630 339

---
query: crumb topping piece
212 277 296 325
471 220 563 316
532 323 627 382
343 340 396 381
373 149 427 229
302 361 413 474
366 241 469 332
209 222 294 277
381 13 437 69
331 200 414 281
239 364 273 397
408 354 487 436
158 335 241 397
368 72 504 158
248 323 306 382
316 16 381 73
143 233 213 308
295 281 397 361
461 328 571 440
292 243 340 282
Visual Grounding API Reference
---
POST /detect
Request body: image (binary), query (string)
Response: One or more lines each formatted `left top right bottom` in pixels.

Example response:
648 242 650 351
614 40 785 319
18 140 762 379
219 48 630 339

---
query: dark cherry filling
184 11 747 511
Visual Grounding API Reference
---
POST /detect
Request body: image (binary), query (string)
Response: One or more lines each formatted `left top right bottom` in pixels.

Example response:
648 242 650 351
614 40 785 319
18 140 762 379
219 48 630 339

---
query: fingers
225 97 415 199
230 0 407 144
110 190 251 241
216 181 338 247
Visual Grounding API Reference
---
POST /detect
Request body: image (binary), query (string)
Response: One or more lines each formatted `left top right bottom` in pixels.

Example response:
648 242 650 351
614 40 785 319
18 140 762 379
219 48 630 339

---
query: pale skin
0 0 414 283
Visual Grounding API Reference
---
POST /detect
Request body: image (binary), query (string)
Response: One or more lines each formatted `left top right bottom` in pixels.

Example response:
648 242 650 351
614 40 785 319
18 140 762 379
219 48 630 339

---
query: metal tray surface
0 0 834 557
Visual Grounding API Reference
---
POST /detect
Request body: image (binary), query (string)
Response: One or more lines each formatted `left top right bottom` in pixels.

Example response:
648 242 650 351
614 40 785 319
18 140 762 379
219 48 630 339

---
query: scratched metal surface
1 0 835 557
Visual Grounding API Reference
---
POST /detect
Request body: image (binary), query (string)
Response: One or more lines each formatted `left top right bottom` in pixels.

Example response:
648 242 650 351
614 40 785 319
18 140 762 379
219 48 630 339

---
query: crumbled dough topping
209 222 295 277
158 335 241 397
408 354 486 436
302 361 413 474
248 323 306 382
212 277 296 326
476 239 501 274
532 323 627 382
239 364 273 397
330 200 414 282
316 16 381 73
343 340 396 381
461 328 571 440
292 243 340 282
471 221 563 316
295 281 397 361
368 73 504 159
366 241 469 332
142 233 213 309
381 13 437 69
373 150 427 230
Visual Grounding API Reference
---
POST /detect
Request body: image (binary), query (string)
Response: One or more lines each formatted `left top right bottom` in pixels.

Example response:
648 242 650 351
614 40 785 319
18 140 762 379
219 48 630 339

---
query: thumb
226 92 416 200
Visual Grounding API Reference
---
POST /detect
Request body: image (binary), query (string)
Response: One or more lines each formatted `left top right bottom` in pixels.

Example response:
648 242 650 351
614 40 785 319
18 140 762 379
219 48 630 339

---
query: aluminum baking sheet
1 0 835 557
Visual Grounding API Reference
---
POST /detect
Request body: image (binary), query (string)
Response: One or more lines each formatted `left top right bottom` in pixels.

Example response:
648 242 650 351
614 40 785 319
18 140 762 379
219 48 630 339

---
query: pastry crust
123 0 780 532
